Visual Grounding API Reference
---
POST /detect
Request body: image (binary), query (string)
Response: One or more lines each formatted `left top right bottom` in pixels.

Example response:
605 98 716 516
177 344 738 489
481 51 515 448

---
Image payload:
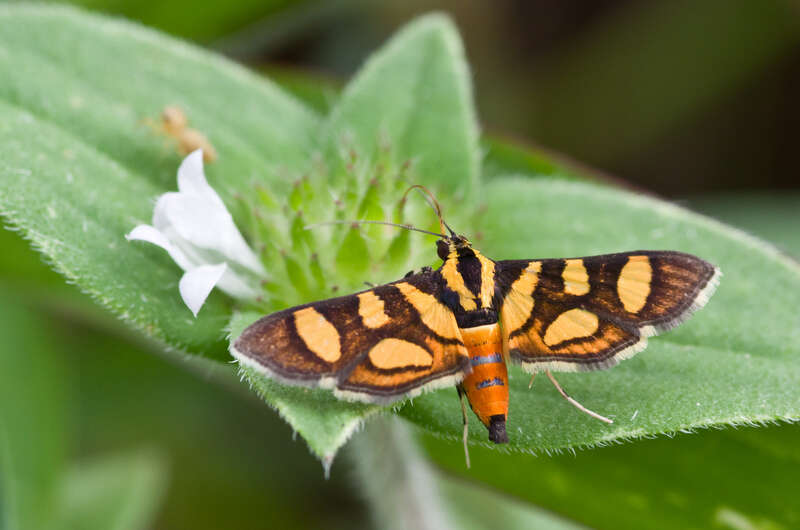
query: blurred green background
2 1 799 528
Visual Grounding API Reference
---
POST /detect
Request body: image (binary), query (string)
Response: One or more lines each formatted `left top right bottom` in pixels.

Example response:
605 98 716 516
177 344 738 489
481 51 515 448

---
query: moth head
436 235 471 261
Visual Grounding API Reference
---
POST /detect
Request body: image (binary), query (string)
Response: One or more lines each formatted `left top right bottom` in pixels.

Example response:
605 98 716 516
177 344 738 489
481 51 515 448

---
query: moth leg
456 385 471 469
527 373 536 389
545 371 613 424
363 281 377 288
403 266 433 279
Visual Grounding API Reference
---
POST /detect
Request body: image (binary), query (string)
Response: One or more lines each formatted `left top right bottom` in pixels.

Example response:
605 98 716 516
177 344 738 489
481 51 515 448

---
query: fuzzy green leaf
401 177 800 451
688 192 800 258
423 423 800 530
229 311 382 464
0 5 319 354
322 13 480 201
481 136 587 181
67 0 299 43
269 65 588 188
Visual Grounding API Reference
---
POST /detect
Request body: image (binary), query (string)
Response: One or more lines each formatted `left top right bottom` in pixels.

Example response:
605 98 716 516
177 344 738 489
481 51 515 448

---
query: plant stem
348 416 455 530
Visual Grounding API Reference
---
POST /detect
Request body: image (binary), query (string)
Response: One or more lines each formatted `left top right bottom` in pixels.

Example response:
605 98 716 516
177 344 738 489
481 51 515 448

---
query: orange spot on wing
563 259 590 295
543 309 599 347
293 307 341 362
501 261 541 336
618 256 652 313
368 338 433 369
358 291 390 328
441 253 478 311
395 282 460 339
478 254 496 307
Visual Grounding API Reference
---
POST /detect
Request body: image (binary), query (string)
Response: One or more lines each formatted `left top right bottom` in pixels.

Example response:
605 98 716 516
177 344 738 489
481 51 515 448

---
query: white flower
126 150 265 316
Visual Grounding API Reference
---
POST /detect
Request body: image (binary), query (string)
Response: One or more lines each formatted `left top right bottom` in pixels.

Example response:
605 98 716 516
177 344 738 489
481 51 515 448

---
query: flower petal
125 224 194 272
128 152 267 306
153 156 265 275
152 191 227 249
177 149 207 195
216 267 263 300
179 263 227 317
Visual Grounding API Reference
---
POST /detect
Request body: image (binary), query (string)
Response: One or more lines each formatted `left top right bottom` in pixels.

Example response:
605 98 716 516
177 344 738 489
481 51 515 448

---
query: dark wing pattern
495 251 719 372
232 269 469 404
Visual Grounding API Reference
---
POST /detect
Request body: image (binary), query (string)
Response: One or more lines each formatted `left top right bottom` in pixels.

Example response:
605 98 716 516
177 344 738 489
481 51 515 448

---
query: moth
232 187 719 463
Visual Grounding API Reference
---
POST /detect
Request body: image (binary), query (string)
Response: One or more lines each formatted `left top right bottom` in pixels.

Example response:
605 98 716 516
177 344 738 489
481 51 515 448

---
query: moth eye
436 239 449 260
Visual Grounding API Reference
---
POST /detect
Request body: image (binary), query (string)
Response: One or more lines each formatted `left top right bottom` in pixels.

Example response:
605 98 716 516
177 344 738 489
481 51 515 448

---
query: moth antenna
545 371 613 424
402 184 455 237
304 219 447 238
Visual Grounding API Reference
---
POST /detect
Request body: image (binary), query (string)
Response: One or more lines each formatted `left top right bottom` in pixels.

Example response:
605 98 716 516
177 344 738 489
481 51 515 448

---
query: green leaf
0 293 67 530
687 192 800 258
229 311 382 464
423 424 800 530
0 227 66 289
264 66 340 116
0 5 319 355
66 0 303 43
322 13 480 201
481 136 587 181
401 178 800 450
267 66 590 184
53 450 168 530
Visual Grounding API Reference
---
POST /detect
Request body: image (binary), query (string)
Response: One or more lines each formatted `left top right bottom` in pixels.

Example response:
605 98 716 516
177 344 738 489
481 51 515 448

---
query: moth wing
496 251 719 372
232 270 470 404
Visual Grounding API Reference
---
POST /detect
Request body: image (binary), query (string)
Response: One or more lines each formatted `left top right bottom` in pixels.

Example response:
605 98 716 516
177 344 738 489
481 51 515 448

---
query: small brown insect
146 105 218 163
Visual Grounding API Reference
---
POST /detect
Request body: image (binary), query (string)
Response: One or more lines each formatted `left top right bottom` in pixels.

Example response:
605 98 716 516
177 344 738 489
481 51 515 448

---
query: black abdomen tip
488 415 509 444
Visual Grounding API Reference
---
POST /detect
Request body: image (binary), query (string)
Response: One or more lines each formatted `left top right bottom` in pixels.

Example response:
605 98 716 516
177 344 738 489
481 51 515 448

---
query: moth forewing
497 251 720 373
232 270 472 406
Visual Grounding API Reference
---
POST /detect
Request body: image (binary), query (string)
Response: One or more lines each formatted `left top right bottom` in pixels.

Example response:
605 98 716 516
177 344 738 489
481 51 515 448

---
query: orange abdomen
460 324 509 442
